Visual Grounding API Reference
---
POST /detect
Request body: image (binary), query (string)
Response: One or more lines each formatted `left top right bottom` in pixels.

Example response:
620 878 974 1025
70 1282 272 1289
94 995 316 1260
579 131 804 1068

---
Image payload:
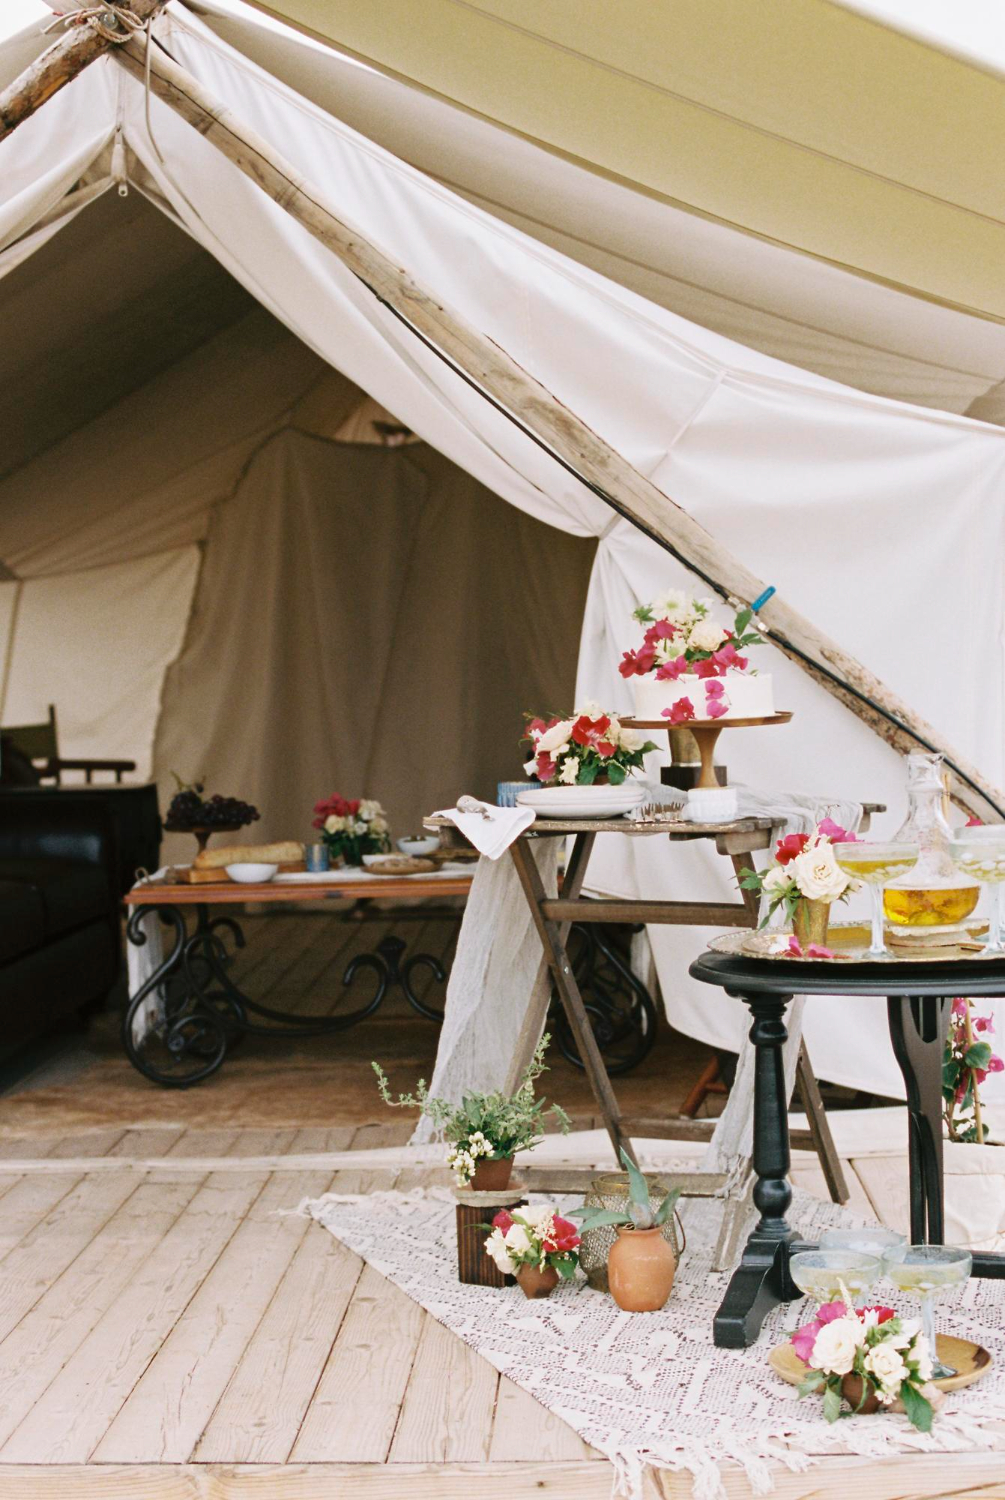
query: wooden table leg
510 836 631 1165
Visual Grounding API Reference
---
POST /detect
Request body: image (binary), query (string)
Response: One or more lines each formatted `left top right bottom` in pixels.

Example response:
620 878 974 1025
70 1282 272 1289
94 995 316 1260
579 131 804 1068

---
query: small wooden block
455 1191 525 1287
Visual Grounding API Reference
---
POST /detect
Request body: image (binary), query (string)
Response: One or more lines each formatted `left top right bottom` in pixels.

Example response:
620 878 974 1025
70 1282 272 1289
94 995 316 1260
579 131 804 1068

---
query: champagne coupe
948 826 1005 957
833 842 920 958
788 1249 881 1308
819 1227 906 1258
883 1244 972 1378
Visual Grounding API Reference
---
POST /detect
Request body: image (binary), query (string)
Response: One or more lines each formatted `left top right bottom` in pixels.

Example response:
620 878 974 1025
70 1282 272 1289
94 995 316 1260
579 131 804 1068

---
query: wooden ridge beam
0 2 164 144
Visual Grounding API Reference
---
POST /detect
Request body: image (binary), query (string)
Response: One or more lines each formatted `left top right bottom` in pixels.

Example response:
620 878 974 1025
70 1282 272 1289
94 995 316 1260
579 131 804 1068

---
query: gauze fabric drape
154 431 594 854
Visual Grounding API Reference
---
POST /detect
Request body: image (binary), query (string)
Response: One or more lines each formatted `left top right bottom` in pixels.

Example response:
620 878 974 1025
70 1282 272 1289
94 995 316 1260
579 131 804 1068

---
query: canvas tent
4 0 1005 1104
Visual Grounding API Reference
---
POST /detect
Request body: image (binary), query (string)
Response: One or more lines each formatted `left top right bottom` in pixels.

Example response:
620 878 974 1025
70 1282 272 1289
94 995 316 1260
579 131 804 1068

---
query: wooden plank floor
0 1126 998 1498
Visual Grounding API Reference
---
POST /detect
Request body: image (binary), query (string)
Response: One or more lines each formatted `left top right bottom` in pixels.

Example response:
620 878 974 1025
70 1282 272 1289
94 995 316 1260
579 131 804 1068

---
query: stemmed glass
883 1245 972 1378
832 842 919 958
788 1249 882 1308
818 1227 906 1258
949 826 1005 957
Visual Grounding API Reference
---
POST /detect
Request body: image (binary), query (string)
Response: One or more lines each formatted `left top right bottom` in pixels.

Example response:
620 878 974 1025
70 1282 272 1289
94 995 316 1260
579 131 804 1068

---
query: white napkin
432 797 535 860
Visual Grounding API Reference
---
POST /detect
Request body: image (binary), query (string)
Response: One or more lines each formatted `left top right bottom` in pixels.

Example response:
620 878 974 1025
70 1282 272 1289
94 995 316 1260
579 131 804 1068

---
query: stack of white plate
515 783 647 819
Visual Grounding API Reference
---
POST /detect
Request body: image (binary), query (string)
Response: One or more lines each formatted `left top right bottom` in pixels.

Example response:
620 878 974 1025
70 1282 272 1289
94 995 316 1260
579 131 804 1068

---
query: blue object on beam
751 586 776 613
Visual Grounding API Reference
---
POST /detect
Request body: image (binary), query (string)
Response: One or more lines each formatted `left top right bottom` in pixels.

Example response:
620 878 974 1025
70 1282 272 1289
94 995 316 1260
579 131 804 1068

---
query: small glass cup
788 1249 882 1308
883 1244 972 1378
949 826 1005 957
832 841 920 958
306 843 330 873
818 1227 906 1258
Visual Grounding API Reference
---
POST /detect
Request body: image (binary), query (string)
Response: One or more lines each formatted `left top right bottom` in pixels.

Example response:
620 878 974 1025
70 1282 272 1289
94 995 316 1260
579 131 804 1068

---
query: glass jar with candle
884 753 979 931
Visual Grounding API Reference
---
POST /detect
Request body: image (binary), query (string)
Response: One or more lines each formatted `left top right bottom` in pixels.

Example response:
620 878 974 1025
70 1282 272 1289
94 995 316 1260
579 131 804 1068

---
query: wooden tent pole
0 3 164 144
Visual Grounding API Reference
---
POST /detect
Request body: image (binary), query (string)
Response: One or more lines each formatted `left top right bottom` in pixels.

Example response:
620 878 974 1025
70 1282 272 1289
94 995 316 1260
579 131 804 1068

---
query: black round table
689 949 1005 1348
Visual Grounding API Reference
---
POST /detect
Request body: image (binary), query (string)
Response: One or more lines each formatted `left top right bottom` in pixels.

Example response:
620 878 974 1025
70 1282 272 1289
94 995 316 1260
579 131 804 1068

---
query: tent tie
44 5 147 46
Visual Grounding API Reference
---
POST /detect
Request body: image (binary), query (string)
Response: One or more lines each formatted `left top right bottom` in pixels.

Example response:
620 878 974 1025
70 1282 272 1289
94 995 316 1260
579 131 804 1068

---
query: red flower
312 794 360 828
858 1305 896 1324
543 1216 581 1253
535 752 557 782
492 1210 514 1232
644 619 678 644
775 832 809 865
571 714 612 749
712 642 748 673
619 651 641 678
527 717 548 735
662 697 695 724
695 658 721 679
655 657 688 682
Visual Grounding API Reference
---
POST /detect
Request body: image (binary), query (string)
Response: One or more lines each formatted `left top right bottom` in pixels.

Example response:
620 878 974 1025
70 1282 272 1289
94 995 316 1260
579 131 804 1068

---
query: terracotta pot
840 1374 881 1414
607 1225 676 1311
470 1156 514 1191
516 1263 559 1299
793 898 830 949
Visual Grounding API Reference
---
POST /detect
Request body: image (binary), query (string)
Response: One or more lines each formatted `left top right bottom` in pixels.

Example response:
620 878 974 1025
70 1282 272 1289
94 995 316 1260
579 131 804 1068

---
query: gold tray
709 921 994 964
770 1334 991 1393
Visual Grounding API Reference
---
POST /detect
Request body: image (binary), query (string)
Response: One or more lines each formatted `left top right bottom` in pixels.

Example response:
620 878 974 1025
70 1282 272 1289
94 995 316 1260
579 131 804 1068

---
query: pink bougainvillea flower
989 1055 1005 1073
662 697 696 724
655 657 688 682
535 753 557 782
818 1300 850 1324
806 943 836 959
705 698 729 719
967 816 984 826
817 817 858 844
976 1015 995 1033
790 1318 822 1364
492 1210 514 1232
705 681 725 698
527 717 548 736
644 619 678 644
786 936 803 957
712 642 748 673
695 658 722 679
952 997 968 1017
776 832 810 865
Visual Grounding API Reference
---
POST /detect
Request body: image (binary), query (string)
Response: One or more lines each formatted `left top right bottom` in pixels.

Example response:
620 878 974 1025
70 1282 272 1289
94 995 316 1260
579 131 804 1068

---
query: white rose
688 618 728 653
762 865 793 896
535 719 576 753
619 727 645 752
324 814 344 833
503 1223 532 1255
484 1229 515 1275
864 1342 908 1396
810 1316 862 1376
524 758 539 779
575 699 604 719
559 759 579 785
791 841 848 902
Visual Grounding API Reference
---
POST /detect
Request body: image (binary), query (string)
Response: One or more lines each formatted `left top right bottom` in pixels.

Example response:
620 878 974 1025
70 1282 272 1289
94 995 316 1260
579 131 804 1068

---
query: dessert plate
516 784 646 819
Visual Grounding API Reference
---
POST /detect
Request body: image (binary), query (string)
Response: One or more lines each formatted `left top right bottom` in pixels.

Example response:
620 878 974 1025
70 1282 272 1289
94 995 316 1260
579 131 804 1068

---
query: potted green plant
372 1035 569 1190
571 1147 681 1311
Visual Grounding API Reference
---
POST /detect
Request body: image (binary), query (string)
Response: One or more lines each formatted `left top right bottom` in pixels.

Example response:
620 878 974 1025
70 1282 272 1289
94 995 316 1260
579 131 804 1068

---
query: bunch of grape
165 778 260 832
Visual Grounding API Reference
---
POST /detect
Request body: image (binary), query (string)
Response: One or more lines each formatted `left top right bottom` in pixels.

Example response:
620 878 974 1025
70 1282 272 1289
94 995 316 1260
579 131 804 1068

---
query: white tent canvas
4 1 1005 1104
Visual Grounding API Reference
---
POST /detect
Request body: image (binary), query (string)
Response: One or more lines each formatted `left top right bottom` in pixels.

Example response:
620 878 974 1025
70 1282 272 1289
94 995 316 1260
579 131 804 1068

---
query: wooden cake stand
622 712 793 789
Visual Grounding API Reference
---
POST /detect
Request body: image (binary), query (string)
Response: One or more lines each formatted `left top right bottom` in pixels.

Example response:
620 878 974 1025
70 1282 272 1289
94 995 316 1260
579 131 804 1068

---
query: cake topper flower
619 594 763 680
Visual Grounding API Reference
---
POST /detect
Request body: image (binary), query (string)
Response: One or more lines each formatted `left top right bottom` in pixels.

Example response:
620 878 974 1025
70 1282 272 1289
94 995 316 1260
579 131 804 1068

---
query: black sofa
0 792 122 1052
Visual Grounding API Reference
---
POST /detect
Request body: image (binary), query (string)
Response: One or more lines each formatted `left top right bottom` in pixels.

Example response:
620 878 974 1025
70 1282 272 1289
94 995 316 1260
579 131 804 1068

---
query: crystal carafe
884 753 979 930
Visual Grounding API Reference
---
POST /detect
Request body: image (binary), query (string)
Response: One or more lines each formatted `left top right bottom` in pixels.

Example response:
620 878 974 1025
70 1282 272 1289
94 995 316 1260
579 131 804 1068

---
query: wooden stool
454 1184 525 1286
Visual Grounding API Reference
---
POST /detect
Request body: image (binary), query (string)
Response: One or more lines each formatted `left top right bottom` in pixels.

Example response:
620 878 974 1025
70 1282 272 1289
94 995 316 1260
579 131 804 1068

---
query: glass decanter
884 753 979 931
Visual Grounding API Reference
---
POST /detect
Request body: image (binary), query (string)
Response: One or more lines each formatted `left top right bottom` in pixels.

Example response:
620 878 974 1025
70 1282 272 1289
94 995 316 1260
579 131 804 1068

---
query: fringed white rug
303 1181 1005 1499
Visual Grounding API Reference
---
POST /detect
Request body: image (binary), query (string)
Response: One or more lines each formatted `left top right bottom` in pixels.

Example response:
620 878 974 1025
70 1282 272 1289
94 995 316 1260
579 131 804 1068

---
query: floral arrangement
372 1035 569 1184
792 1298 934 1431
522 701 656 786
738 819 860 944
484 1204 581 1281
312 795 390 866
618 591 763 686
944 997 1004 1143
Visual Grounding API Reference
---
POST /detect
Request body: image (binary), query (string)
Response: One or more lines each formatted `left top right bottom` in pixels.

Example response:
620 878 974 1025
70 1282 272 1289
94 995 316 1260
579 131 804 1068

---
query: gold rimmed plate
709 921 992 964
770 1335 991 1393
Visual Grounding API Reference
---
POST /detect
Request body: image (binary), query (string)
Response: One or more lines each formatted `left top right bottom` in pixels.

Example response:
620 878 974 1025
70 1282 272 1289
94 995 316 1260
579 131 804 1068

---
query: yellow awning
243 0 1005 322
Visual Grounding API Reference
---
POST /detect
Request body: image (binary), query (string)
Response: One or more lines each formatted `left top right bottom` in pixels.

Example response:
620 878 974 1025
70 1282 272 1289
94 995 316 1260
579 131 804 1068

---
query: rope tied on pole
43 5 147 46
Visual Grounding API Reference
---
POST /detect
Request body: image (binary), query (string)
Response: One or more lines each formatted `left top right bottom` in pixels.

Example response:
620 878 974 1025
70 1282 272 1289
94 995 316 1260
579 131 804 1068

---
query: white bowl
225 862 279 884
684 787 738 824
396 835 440 857
516 784 646 819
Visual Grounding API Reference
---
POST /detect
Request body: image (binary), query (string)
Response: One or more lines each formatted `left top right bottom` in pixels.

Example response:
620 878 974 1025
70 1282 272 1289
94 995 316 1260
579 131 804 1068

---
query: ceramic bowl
225 862 279 884
396 835 440 857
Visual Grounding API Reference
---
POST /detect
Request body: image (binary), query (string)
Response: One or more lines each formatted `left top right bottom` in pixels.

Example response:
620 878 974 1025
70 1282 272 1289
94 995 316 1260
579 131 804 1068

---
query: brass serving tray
770 1334 991 1394
709 921 993 964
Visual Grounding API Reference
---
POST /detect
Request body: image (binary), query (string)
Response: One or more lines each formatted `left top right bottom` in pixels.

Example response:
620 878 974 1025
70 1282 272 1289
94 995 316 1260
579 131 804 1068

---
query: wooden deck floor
0 912 997 1497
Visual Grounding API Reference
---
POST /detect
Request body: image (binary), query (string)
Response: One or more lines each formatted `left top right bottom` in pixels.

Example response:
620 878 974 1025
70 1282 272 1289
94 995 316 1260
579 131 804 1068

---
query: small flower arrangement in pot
483 1205 581 1298
792 1298 938 1430
372 1036 569 1190
522 702 656 786
570 1148 681 1311
312 795 390 866
738 818 860 954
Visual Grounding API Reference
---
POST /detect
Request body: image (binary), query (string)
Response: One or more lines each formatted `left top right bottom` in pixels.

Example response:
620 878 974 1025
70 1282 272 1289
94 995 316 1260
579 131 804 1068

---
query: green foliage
569 1147 681 1232
821 1384 843 1424
371 1033 569 1158
899 1381 934 1433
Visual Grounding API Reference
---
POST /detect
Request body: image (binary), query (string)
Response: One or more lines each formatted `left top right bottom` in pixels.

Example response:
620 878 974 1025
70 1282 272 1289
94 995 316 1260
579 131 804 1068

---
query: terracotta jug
607 1225 676 1311
516 1263 559 1299
470 1156 514 1191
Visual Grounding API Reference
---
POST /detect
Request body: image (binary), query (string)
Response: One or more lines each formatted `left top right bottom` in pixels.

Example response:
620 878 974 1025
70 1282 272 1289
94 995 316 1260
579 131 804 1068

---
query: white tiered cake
634 671 774 722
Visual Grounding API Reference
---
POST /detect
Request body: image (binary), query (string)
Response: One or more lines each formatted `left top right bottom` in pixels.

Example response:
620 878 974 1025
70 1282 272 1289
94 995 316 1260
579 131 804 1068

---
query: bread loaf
194 840 304 870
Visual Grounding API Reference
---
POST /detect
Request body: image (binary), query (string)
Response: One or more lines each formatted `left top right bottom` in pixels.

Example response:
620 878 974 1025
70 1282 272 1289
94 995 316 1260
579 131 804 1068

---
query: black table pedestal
714 989 802 1347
